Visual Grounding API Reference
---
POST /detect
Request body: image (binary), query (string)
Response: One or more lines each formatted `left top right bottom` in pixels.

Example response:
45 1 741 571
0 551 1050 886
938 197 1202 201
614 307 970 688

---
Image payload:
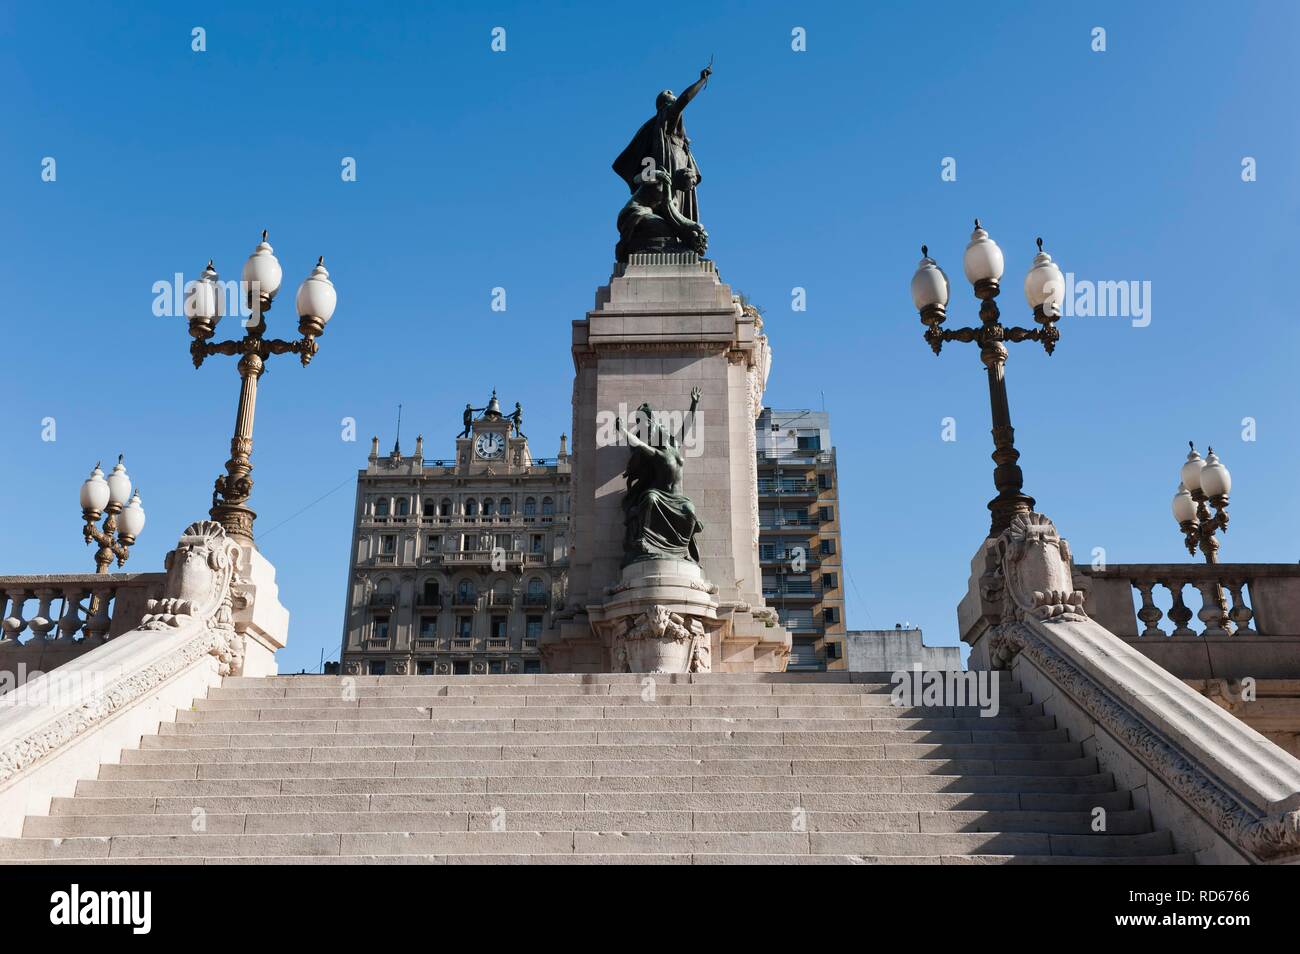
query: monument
542 65 791 673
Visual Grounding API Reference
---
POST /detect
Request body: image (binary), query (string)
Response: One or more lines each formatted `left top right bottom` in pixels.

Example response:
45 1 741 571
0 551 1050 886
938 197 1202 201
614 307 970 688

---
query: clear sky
2 1 1297 672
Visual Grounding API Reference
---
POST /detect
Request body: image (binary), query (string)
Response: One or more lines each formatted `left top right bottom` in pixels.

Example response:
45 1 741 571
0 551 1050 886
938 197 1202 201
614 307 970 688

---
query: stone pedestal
541 252 791 672
590 558 721 673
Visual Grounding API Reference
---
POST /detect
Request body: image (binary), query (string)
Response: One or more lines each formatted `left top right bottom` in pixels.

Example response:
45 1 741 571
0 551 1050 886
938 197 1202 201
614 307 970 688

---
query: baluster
83 587 113 642
1226 581 1256 635
1134 580 1166 637
54 588 85 645
1196 579 1230 637
25 589 56 642
1 590 29 649
1164 580 1196 637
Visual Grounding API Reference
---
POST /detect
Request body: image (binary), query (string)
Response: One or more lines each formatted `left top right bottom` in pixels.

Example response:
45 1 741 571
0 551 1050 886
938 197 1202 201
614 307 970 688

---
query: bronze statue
613 64 712 261
614 387 703 565
615 169 707 262
511 402 526 439
458 403 481 439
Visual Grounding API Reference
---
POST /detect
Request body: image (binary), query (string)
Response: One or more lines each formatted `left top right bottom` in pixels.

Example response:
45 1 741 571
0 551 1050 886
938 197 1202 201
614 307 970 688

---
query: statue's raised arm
664 65 712 129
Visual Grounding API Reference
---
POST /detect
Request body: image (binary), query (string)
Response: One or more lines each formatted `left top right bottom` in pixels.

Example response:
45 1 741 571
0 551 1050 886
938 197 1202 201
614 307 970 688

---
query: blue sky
1 1 1297 672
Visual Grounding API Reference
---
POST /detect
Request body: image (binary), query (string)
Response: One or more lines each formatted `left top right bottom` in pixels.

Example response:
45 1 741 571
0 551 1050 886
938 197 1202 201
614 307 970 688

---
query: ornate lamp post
79 456 146 573
184 231 338 542
910 220 1066 536
1172 443 1232 563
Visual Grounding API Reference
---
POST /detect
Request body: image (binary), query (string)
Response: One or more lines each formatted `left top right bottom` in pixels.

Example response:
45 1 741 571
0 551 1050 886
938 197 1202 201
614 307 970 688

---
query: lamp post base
210 502 256 543
988 492 1036 538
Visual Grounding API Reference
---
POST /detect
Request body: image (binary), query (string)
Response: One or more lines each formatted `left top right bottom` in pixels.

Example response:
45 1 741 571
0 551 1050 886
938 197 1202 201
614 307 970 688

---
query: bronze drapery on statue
615 388 704 566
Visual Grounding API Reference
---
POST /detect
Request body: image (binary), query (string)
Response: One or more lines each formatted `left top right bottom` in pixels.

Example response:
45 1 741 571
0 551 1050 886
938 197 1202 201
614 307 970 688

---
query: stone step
191 692 1036 710
22 807 1153 838
207 683 942 699
0 852 1193 865
218 672 1013 689
75 770 1120 799
176 703 1040 723
122 742 1085 763
163 714 1060 734
96 755 1100 781
146 727 1071 747
47 789 1134 817
0 828 1175 860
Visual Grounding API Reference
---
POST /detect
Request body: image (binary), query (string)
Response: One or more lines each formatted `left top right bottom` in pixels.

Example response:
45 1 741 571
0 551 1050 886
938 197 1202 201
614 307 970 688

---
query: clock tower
456 390 532 476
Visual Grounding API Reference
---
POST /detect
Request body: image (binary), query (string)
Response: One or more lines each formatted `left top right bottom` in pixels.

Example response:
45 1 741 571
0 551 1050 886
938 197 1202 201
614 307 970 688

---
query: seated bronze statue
615 387 704 565
615 169 708 263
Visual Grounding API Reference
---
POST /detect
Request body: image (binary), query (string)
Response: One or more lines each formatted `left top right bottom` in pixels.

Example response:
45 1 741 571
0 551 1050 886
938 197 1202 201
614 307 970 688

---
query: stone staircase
0 672 1193 864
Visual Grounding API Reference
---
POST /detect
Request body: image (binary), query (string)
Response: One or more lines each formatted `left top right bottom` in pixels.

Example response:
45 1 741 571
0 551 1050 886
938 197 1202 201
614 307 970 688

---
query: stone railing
0 573 167 686
1072 563 1300 681
960 513 1300 864
1076 563 1300 639
0 520 289 835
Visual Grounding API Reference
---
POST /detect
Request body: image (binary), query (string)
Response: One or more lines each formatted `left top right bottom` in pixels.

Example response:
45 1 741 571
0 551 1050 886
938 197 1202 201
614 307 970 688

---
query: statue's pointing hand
691 386 702 403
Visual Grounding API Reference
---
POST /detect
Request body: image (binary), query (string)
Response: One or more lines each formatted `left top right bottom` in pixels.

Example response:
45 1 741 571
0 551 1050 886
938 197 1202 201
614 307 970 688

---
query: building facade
755 408 847 670
339 394 570 676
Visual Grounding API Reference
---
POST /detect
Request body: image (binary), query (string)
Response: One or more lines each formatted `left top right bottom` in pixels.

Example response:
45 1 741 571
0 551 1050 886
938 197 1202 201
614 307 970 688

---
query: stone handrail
1076 563 1300 639
0 573 166 650
0 520 289 835
966 513 1300 863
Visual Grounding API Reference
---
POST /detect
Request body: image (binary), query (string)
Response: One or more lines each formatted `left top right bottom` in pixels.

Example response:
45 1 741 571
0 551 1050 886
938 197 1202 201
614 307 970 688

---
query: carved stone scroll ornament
0 521 249 784
981 512 1087 668
981 512 1300 862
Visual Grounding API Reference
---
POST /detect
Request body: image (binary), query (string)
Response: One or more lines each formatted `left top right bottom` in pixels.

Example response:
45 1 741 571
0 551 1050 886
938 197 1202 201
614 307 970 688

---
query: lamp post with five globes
910 220 1066 537
183 231 338 542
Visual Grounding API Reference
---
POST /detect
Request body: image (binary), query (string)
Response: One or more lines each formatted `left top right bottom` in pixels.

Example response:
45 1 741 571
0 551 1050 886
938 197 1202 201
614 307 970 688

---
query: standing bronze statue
612 64 712 262
614 387 704 565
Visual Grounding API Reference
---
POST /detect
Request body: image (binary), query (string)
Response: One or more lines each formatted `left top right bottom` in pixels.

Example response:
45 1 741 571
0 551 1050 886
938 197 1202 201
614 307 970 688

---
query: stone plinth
589 559 720 673
542 253 790 672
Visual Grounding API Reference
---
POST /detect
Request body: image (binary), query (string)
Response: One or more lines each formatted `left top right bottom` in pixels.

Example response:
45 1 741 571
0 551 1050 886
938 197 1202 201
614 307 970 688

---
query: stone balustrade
1076 563 1300 639
0 573 166 686
960 514 1300 864
1072 563 1300 682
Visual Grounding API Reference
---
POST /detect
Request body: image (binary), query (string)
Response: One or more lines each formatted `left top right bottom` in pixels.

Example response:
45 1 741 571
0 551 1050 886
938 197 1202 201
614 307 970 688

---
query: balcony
415 594 442 608
451 592 479 607
451 638 472 650
444 549 524 567
523 593 550 608
757 480 818 499
759 548 816 564
759 517 817 531
368 593 396 608
486 638 509 651
487 591 514 608
763 585 822 602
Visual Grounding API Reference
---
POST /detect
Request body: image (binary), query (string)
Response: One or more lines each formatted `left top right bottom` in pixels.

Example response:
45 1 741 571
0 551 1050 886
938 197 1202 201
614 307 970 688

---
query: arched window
527 577 544 596
422 499 436 517
541 496 555 516
375 499 389 517
523 497 537 517
499 498 512 517
456 579 476 604
439 498 452 517
465 498 478 517
482 499 495 517
396 498 409 517
421 579 440 605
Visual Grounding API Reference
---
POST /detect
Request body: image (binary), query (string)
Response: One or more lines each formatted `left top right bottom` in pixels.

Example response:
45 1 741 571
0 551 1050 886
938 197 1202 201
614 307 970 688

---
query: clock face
474 431 505 460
